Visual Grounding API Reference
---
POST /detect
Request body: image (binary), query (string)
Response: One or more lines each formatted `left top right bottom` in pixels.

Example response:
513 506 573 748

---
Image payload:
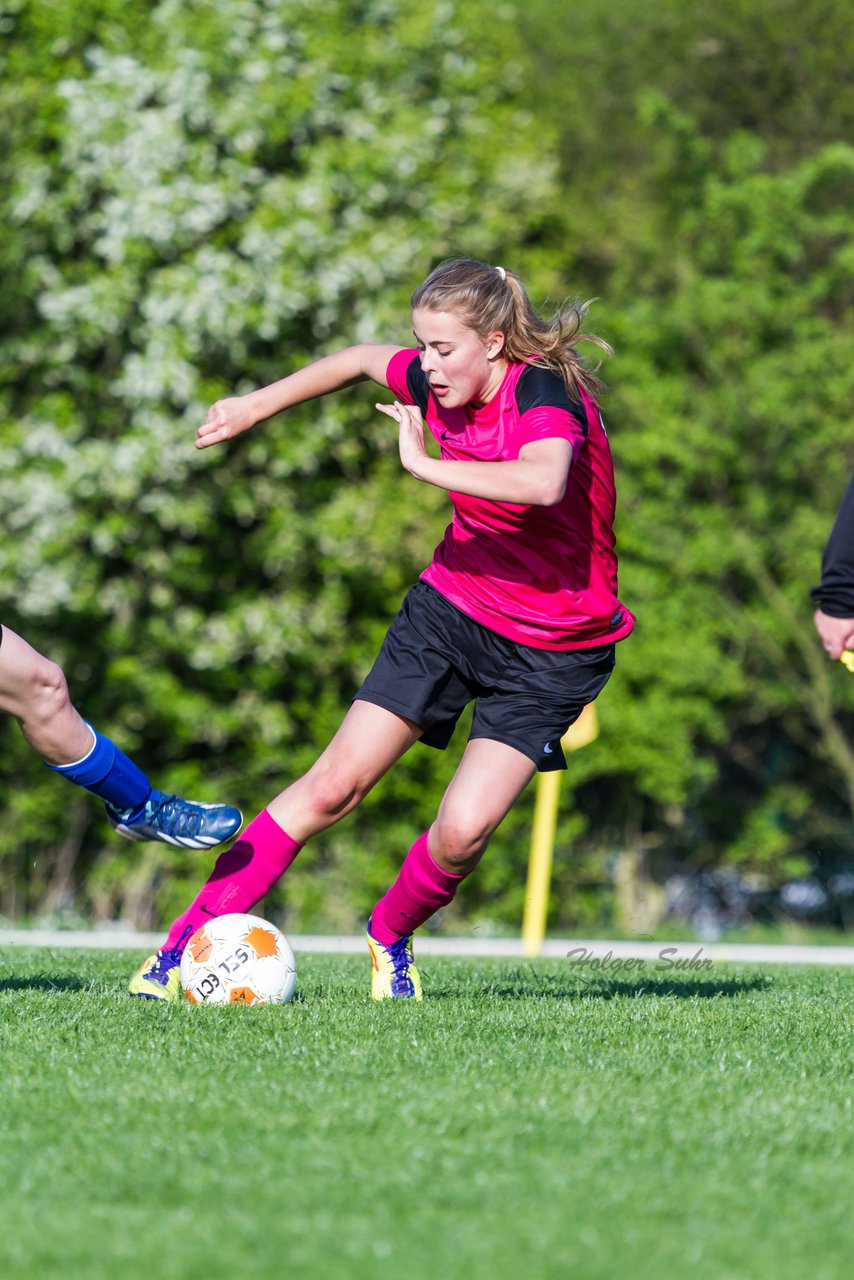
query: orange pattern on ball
244 926 279 958
229 987 259 1005
188 930 213 963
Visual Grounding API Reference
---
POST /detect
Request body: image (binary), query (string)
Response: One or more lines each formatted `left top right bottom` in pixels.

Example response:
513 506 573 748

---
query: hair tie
495 266 506 281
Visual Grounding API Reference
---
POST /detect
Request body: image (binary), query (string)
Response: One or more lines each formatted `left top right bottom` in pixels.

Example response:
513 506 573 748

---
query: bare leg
156 700 425 956
0 626 93 763
2 629 241 851
266 699 423 842
368 737 537 949
429 738 538 873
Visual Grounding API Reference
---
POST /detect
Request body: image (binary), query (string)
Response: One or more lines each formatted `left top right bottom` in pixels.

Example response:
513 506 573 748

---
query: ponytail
411 259 611 400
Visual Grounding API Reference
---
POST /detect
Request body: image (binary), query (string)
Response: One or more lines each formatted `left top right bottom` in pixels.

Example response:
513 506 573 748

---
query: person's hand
195 396 258 450
813 609 854 660
376 400 429 478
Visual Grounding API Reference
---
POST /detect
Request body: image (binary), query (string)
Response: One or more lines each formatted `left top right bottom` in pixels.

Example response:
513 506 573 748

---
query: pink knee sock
164 809 303 952
370 830 469 944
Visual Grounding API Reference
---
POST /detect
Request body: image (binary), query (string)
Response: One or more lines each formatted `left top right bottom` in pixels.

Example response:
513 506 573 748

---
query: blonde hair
410 258 611 399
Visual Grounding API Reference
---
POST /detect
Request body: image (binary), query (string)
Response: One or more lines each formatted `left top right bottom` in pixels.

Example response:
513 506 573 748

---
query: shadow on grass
563 975 770 1000
427 970 772 1000
0 974 87 993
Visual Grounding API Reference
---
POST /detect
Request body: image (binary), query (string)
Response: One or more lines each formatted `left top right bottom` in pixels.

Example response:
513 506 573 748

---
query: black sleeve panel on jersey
405 356 430 415
812 471 854 616
515 365 587 436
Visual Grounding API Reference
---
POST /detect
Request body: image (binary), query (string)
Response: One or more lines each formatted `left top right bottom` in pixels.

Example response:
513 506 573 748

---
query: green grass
552 921 854 946
0 949 851 1280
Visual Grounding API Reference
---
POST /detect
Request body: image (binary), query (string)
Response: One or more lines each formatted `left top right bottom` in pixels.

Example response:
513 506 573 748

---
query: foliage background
1 0 853 934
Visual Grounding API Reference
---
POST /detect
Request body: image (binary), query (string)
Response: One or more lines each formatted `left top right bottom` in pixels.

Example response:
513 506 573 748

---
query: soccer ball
180 913 297 1006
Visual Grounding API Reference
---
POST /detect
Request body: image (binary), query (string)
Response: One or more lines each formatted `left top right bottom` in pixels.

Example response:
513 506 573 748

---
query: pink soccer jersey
386 348 635 650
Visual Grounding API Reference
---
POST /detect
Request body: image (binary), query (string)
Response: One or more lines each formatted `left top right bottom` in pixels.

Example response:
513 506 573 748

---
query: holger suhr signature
566 945 713 974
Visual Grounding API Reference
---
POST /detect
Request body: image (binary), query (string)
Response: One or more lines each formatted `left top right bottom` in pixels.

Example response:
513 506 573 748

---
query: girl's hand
195 395 258 450
376 400 429 478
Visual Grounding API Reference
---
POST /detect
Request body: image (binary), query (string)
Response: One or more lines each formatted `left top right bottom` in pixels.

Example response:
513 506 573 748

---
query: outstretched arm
195 344 404 450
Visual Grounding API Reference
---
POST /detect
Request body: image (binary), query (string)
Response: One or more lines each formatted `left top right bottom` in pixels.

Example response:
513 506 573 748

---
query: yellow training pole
522 703 599 957
522 771 562 957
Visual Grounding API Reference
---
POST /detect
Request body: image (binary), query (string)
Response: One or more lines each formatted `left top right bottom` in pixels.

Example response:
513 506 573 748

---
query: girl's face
412 308 507 408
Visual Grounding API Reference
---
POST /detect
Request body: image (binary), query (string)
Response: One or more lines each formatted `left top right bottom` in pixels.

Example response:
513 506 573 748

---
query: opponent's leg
0 625 94 761
367 739 536 999
0 625 242 850
131 702 422 998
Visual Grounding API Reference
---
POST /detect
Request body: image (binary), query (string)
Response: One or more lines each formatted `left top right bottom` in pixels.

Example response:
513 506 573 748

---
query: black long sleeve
812 472 854 617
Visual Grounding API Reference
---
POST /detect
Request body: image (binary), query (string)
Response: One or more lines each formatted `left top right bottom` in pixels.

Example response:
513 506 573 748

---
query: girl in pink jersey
129 259 634 1001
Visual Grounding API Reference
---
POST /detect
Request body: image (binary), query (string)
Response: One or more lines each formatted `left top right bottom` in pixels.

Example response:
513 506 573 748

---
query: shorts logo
543 742 554 755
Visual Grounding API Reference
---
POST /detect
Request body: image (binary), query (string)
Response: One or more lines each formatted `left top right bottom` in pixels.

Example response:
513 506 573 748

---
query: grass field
0 948 850 1280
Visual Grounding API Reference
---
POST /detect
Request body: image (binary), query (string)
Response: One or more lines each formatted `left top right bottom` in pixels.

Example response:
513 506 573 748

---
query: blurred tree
0 0 559 926
516 43 854 917
3 0 854 933
599 119 854 879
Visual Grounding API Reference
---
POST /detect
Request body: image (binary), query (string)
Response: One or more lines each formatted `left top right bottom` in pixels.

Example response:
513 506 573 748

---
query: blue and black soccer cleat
107 791 243 850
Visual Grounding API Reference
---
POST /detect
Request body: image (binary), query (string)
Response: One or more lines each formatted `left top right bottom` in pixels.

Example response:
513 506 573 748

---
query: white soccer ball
180 913 297 1006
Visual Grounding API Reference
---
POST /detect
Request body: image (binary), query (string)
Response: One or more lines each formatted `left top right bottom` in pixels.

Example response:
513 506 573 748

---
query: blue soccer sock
45 725 153 817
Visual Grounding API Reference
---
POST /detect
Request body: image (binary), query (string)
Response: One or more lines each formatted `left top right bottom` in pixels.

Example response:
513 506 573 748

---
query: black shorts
354 581 615 771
